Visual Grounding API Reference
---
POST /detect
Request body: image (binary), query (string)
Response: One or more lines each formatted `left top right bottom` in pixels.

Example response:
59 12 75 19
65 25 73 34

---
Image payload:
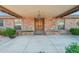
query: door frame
34 18 45 32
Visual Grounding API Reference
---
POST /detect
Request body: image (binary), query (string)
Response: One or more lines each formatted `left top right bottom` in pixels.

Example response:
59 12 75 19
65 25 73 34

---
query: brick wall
1 17 79 35
45 17 54 31
22 17 34 31
4 18 14 28
65 19 79 30
0 18 15 28
45 18 65 31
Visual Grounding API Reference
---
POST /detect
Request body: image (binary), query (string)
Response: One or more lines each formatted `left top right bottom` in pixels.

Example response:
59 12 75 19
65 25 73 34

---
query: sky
70 11 79 16
0 11 10 16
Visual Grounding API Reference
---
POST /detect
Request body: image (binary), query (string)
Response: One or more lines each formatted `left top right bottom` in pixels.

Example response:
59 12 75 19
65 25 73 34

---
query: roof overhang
0 6 23 18
56 5 79 18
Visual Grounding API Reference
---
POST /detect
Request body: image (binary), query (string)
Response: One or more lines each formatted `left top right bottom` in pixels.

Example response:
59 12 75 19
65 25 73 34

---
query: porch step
34 31 45 35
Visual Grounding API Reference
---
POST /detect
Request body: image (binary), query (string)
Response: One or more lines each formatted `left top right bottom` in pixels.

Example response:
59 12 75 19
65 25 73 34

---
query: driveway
0 35 79 53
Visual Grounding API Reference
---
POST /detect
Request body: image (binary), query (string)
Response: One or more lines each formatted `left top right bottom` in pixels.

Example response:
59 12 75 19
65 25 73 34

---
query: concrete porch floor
0 35 79 53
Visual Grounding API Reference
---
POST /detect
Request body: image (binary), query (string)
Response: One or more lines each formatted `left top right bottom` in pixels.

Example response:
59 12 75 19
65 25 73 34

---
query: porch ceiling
2 5 77 18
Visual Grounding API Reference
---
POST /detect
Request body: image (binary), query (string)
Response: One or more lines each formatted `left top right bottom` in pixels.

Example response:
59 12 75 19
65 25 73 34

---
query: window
14 19 22 30
0 20 3 26
57 20 65 30
77 21 79 26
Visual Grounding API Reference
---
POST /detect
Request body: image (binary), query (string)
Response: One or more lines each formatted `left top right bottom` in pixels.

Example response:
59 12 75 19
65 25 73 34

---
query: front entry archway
34 18 45 35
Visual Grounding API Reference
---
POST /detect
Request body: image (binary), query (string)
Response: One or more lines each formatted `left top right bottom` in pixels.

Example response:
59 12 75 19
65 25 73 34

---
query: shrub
3 28 16 38
0 28 5 35
69 28 79 35
0 30 3 35
65 43 79 53
0 28 16 38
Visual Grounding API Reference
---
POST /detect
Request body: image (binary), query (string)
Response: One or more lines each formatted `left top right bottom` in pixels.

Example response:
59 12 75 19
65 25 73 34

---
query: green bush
65 43 79 53
3 28 16 37
0 28 16 38
0 30 3 35
69 28 79 35
0 28 5 35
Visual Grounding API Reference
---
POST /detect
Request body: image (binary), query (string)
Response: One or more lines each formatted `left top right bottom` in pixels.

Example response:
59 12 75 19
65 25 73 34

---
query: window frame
0 20 4 27
57 19 65 30
14 19 22 30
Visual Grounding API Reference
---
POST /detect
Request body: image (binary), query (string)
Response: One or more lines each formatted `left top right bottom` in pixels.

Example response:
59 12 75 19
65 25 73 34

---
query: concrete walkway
0 35 79 53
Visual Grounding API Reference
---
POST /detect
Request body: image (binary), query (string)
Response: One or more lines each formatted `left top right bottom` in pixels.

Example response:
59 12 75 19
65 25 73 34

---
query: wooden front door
34 18 44 34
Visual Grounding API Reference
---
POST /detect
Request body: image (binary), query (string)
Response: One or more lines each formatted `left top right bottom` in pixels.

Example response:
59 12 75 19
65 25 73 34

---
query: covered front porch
0 5 79 35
